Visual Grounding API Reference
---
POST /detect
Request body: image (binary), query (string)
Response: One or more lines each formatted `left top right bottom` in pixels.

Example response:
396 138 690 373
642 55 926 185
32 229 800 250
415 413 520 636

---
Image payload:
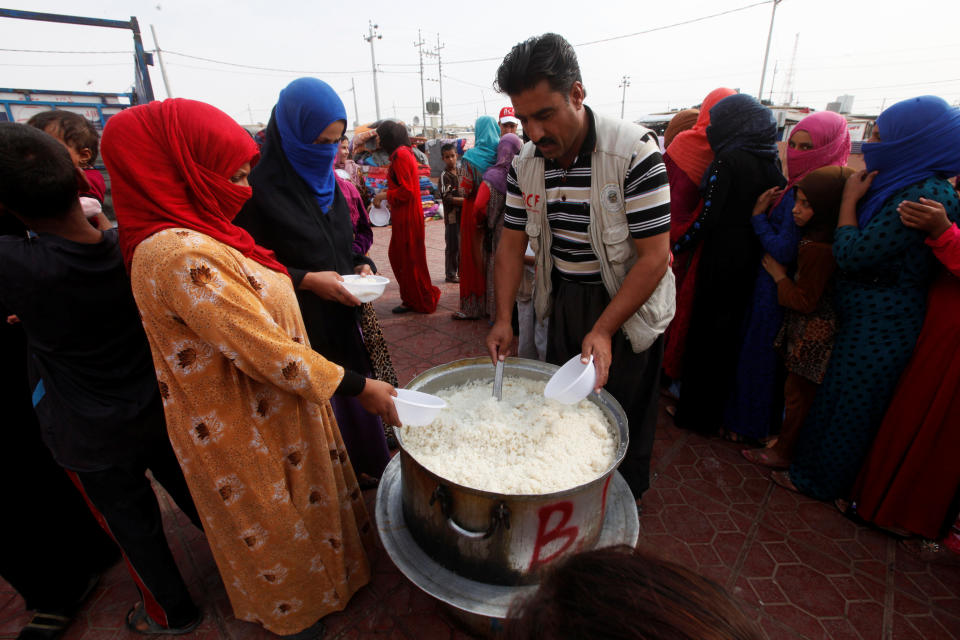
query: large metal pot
396 357 628 586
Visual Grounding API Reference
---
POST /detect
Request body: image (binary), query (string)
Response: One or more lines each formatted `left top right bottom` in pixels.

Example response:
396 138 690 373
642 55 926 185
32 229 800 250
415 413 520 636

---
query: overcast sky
3 0 960 128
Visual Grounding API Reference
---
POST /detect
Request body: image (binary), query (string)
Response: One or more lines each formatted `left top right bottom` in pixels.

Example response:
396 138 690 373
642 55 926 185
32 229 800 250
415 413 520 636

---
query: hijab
463 115 500 173
706 93 779 161
858 95 960 226
777 111 851 206
666 88 736 184
101 98 288 276
796 166 855 243
483 133 523 194
275 78 347 213
663 108 699 149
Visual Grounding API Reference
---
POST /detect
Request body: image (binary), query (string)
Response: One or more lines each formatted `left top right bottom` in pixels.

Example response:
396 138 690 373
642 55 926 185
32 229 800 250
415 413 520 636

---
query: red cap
499 106 520 126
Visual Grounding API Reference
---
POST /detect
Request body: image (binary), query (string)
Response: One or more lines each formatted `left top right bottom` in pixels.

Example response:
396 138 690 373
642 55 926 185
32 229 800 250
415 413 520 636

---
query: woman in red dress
453 115 500 319
852 196 960 559
373 122 440 314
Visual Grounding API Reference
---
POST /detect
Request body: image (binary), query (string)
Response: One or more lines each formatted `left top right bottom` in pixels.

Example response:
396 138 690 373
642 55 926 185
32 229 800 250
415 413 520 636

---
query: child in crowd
26 110 111 230
0 123 203 635
439 142 462 283
743 166 853 469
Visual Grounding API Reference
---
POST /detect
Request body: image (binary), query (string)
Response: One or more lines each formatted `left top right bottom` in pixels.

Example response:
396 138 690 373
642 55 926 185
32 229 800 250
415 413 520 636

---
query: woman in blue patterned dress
725 112 851 442
774 96 960 501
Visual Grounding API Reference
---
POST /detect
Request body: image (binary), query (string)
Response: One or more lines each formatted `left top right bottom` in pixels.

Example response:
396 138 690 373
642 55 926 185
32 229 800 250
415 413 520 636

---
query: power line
378 1 775 68
163 50 368 75
0 47 130 54
578 0 772 47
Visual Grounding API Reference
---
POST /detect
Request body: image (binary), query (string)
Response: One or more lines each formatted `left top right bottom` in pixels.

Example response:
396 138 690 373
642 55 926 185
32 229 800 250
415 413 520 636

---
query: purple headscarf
483 133 523 194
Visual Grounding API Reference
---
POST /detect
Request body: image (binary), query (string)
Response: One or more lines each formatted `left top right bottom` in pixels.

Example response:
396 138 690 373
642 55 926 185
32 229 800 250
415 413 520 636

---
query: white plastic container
543 354 596 404
340 274 390 303
369 204 391 227
393 389 447 427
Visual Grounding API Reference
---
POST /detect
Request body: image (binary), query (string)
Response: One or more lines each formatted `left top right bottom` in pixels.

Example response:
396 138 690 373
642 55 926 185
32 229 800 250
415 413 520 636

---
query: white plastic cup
340 274 390 303
393 389 447 426
543 354 596 404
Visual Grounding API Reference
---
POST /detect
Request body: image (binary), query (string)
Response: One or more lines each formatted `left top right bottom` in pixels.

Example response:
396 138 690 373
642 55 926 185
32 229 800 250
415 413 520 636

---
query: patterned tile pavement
2 219 958 640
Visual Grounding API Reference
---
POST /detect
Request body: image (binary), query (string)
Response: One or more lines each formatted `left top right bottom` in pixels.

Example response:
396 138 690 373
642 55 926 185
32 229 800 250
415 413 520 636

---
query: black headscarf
706 94 778 161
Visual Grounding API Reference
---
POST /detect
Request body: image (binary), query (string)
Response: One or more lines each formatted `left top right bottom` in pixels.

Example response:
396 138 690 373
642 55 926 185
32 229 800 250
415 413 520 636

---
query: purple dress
724 190 799 439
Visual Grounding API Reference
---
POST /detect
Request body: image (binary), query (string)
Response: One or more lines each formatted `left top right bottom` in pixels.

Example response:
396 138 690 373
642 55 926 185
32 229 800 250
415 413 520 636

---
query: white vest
513 112 675 353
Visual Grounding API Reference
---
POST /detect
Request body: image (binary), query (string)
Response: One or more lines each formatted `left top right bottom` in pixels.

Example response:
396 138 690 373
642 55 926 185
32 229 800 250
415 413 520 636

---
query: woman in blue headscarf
235 77 394 483
774 96 960 502
454 115 500 319
673 94 786 435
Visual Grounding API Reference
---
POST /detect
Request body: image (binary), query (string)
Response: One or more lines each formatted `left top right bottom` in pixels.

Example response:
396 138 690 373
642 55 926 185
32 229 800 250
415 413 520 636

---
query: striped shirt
503 108 670 283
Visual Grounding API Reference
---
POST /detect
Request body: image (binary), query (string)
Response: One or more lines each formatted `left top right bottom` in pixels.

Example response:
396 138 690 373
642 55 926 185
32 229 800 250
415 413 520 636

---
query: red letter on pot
529 501 579 570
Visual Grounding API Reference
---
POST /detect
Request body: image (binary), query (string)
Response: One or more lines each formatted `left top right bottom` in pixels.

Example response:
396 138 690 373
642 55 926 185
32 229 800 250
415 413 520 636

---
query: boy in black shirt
0 123 202 635
439 142 463 283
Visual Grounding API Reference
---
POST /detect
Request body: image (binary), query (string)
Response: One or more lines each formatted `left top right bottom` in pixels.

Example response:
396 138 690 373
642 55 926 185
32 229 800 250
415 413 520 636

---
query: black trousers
444 221 460 279
69 431 203 629
547 278 663 499
0 323 119 612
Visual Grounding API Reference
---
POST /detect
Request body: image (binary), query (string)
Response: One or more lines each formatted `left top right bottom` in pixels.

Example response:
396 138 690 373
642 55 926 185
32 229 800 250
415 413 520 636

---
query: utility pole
436 33 445 136
424 34 445 137
149 24 173 98
783 33 800 106
414 29 427 136
758 0 782 100
481 91 487 114
350 78 360 128
768 61 778 103
619 75 631 119
364 21 382 120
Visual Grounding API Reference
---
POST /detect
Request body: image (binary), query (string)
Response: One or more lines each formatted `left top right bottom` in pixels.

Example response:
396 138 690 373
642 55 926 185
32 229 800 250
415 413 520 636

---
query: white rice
399 377 617 495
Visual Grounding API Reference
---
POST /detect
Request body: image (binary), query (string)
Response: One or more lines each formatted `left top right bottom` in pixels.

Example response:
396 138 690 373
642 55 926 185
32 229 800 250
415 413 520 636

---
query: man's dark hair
376 121 411 154
505 545 763 640
495 33 582 98
0 123 79 219
440 142 456 154
26 109 101 165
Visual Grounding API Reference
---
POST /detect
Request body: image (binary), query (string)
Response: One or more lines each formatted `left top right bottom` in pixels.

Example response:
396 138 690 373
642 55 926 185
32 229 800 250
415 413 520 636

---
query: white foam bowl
544 354 596 404
340 274 390 303
370 205 391 227
393 389 447 427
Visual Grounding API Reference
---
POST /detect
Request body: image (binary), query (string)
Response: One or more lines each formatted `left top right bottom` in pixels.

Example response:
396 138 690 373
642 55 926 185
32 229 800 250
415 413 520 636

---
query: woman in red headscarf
662 87 736 381
102 98 399 638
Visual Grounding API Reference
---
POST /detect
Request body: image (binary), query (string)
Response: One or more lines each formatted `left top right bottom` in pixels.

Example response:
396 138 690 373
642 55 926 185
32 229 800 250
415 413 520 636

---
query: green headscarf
463 115 500 173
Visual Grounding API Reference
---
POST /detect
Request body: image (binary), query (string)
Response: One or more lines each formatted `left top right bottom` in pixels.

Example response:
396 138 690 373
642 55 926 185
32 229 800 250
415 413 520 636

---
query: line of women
664 91 960 559
100 79 407 637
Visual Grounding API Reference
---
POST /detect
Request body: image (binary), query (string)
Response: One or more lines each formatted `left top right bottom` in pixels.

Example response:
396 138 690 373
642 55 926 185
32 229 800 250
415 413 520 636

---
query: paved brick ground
2 219 958 640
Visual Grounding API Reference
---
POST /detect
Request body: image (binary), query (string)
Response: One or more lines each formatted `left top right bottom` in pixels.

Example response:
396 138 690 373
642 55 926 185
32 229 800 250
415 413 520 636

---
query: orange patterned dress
130 228 371 635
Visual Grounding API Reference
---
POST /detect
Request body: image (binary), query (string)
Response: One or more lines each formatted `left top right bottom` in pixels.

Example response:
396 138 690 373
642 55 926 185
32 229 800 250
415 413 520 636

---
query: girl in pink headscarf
725 111 850 444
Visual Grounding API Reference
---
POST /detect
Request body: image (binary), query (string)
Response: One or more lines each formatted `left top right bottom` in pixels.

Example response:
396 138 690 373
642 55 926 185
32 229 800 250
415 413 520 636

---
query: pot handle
430 485 511 540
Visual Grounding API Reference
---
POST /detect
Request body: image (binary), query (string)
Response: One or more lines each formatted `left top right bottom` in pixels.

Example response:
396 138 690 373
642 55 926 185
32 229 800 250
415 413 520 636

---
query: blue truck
0 8 157 215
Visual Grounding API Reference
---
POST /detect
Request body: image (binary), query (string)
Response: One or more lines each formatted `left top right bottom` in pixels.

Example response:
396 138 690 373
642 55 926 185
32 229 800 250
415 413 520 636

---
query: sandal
451 311 475 320
899 538 960 565
770 470 802 494
740 448 790 469
391 305 411 314
17 613 73 640
125 603 202 636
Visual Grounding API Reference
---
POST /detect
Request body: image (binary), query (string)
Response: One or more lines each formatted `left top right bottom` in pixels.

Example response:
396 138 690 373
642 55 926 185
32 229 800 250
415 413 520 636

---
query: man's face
442 149 458 170
510 79 585 161
500 122 518 137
